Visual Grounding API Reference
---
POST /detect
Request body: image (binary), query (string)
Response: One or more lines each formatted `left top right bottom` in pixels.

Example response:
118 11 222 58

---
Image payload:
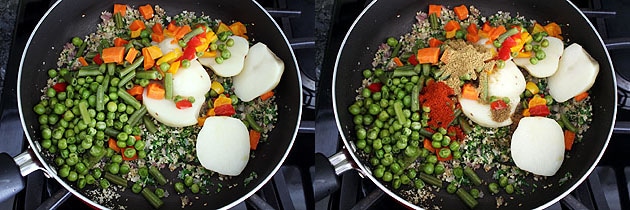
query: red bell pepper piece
407 54 419 66
52 82 67 92
187 36 202 48
501 36 517 48
490 99 508 110
93 53 103 65
529 105 550 116
214 104 236 116
175 100 193 109
367 83 383 93
177 45 197 61
497 45 511 61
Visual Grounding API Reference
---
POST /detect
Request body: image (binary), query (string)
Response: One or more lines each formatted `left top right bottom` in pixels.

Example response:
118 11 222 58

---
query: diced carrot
129 20 146 31
428 38 443 48
138 4 154 20
127 85 144 96
146 83 165 99
229 22 247 37
428 4 442 17
444 20 461 32
544 22 563 39
197 117 207 126
489 25 507 41
166 21 179 33
416 47 441 64
125 47 138 64
151 33 164 43
101 47 125 64
77 56 88 66
113 4 127 16
134 135 141 141
461 83 479 100
564 130 576 150
453 5 469 20
467 23 478 35
392 57 403 67
108 138 121 153
174 25 192 40
135 94 143 101
260 91 275 101
481 22 493 33
113 37 128 47
423 139 435 153
152 22 163 35
465 33 479 43
142 48 155 70
574 92 589 102
249 130 261 150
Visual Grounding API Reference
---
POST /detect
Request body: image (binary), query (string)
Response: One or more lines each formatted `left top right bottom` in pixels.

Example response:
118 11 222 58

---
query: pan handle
0 150 45 203
313 150 363 202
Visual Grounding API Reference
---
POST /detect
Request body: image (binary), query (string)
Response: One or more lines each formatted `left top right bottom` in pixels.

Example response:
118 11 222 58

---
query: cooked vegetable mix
349 4 597 208
34 3 283 209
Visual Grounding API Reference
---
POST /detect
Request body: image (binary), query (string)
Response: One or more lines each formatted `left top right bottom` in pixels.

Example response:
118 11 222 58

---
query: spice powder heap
418 81 456 129
439 39 494 93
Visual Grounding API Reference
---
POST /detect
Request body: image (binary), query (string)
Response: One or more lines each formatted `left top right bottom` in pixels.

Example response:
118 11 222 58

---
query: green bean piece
141 188 164 209
246 113 263 132
96 85 105 111
128 105 147 127
419 173 442 187
114 12 124 29
117 88 142 109
464 167 482 186
429 13 438 29
76 42 87 58
419 129 433 138
162 72 174 100
78 101 91 124
143 116 158 134
456 188 479 209
458 117 473 134
104 172 128 187
561 113 578 133
118 70 136 88
411 85 420 112
174 182 186 194
104 127 120 138
393 101 406 124
135 71 161 80
391 42 402 58
149 166 167 185
119 56 144 77
77 69 102 77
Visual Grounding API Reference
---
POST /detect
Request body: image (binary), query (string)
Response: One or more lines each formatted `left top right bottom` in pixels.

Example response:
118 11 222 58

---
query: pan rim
16 0 303 209
331 0 617 209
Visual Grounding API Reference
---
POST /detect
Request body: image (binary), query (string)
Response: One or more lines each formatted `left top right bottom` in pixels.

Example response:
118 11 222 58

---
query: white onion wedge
198 36 249 77
511 117 565 176
196 116 250 176
513 37 564 78
233 42 284 102
548 43 599 102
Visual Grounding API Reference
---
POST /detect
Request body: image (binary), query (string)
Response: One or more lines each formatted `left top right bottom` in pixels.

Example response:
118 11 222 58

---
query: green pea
72 37 83 46
106 102 117 112
190 183 200 193
93 168 102 179
452 151 462 159
67 171 78 182
392 178 402 189
541 39 549 47
382 171 393 182
431 140 441 149
447 182 457 194
100 179 110 189
434 163 445 175
58 166 70 178
174 182 186 194
111 154 123 163
119 163 130 175
138 167 149 178
529 57 539 65
226 38 235 47
221 49 231 59
449 141 460 151
374 167 385 178
356 128 367 140
132 182 142 193
488 182 500 194
414 179 425 189
363 69 373 78
426 155 437 164
124 148 136 159
46 88 56 98
154 188 165 198
215 56 224 64
423 163 434 174
438 148 451 158
535 50 546 60
431 132 443 142
86 174 95 185
505 184 515 194
386 37 398 47
75 162 87 174
470 188 480 198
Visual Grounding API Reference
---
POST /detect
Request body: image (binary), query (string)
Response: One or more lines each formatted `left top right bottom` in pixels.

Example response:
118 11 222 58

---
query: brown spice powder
439 40 493 94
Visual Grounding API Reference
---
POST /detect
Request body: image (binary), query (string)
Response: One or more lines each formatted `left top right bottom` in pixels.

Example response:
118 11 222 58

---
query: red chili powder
418 81 455 129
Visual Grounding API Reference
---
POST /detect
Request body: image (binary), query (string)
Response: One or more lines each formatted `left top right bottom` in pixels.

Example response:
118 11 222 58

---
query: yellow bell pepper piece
522 108 530 117
195 31 217 52
156 48 183 65
532 23 546 34
207 108 215 117
144 45 163 59
213 94 231 108
200 51 217 58
167 60 181 74
131 29 142 38
525 81 539 95
445 30 457 39
210 81 224 95
528 95 547 108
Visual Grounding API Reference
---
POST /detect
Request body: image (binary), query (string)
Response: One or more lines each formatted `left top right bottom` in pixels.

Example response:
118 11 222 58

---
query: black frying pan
332 0 616 209
0 0 302 209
